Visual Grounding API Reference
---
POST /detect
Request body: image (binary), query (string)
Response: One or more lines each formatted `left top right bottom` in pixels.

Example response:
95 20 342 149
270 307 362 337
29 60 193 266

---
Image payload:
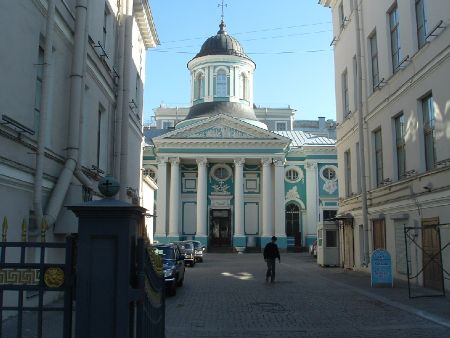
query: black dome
186 102 257 121
193 21 250 59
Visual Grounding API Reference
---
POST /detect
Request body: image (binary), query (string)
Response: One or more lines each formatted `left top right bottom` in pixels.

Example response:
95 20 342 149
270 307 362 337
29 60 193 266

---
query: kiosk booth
317 221 340 266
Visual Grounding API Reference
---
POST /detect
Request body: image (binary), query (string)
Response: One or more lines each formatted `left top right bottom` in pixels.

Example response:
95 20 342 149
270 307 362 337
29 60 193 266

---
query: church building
143 20 338 251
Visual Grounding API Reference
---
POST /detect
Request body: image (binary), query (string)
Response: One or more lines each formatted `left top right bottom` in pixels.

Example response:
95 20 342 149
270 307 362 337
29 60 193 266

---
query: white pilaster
196 158 208 236
274 158 286 237
168 158 180 237
155 157 168 237
262 158 273 237
306 161 319 242
234 158 245 236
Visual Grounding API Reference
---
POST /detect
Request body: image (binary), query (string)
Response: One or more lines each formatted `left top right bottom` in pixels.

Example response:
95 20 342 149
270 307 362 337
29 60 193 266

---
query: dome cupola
181 20 258 126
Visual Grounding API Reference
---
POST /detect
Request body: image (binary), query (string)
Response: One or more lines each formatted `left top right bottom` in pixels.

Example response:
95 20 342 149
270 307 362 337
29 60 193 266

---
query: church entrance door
209 209 231 248
286 203 301 249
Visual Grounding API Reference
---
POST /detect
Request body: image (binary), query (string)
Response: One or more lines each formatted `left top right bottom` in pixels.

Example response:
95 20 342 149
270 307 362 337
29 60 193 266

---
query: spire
217 0 228 34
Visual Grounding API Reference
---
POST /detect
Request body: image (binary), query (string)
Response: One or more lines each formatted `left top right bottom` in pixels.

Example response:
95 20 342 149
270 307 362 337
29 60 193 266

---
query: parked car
153 243 185 296
191 240 206 262
181 241 195 267
309 240 317 258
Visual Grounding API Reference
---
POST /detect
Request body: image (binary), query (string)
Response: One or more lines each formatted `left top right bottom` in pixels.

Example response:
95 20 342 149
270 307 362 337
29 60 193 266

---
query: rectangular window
34 46 45 134
103 5 110 48
344 149 351 197
338 2 345 29
389 4 401 72
323 210 337 221
373 219 386 250
326 230 338 248
394 113 406 179
276 122 287 131
342 69 349 117
162 121 173 129
422 94 436 170
356 142 361 193
415 0 427 49
374 129 383 186
369 32 380 89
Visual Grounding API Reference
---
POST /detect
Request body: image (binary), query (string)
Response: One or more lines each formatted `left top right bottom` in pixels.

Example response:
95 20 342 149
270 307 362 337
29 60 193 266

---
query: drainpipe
34 0 56 227
113 0 126 181
43 0 89 226
119 0 133 200
354 0 370 266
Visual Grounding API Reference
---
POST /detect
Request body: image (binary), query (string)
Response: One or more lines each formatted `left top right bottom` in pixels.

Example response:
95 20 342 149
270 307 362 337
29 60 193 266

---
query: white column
306 162 319 241
168 158 180 237
261 158 273 237
155 157 168 237
274 158 286 237
196 158 208 237
234 158 245 236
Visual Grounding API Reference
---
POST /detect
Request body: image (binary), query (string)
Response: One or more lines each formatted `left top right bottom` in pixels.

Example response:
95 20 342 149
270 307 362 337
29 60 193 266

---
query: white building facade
143 21 338 252
320 0 450 291
0 0 158 239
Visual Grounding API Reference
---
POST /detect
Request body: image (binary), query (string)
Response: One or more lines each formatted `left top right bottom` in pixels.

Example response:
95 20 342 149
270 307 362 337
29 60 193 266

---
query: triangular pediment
153 114 289 142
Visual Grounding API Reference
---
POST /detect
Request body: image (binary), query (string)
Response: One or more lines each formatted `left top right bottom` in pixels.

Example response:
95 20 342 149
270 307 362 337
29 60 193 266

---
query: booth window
326 230 337 247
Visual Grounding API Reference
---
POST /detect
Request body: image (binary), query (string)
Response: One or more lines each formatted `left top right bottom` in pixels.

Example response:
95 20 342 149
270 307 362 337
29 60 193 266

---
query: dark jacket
263 242 280 260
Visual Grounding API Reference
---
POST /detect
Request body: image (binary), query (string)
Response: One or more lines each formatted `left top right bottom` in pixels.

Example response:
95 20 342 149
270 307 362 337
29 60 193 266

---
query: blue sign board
371 249 393 287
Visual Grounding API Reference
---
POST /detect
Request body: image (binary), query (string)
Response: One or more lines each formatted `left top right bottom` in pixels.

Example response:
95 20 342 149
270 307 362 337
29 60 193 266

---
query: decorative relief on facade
234 158 245 166
286 186 300 200
323 180 338 194
212 181 229 194
306 162 318 170
196 157 208 166
261 158 272 166
179 126 254 139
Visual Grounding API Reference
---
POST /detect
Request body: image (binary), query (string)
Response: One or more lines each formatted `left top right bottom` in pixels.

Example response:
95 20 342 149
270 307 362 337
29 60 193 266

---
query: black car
185 240 205 262
181 241 195 267
153 243 185 296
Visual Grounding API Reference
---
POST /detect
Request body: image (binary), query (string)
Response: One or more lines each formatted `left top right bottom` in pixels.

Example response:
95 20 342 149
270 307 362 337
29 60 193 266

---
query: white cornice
133 0 160 48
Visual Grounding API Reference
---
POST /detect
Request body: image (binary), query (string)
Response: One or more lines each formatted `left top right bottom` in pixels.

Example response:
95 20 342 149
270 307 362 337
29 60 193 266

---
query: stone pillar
261 158 273 248
233 158 246 251
274 158 287 249
168 158 180 240
155 157 168 241
306 161 318 248
196 158 208 246
68 200 146 338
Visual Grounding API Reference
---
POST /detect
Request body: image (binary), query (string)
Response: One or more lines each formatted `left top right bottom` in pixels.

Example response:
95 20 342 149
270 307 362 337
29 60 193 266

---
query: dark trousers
265 259 276 282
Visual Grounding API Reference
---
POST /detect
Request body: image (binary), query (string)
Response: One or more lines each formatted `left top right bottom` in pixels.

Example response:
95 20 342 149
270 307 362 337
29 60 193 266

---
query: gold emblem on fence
44 267 65 288
0 269 40 285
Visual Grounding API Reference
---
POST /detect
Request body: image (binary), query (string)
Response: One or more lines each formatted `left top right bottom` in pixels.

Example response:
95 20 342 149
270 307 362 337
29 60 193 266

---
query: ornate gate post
68 177 146 338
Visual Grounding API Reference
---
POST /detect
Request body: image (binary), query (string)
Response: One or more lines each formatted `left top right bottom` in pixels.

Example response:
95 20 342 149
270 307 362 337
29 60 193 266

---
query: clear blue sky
143 0 335 123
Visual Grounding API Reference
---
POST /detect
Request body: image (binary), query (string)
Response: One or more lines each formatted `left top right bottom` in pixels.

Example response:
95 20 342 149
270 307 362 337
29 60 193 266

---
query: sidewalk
297 253 450 329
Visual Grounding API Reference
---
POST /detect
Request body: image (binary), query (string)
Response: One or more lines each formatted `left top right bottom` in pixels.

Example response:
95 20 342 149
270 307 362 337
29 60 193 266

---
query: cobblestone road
165 253 450 338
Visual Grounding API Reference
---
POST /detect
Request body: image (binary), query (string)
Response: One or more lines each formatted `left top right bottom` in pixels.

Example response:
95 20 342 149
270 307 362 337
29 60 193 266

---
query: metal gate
404 223 449 298
0 218 75 338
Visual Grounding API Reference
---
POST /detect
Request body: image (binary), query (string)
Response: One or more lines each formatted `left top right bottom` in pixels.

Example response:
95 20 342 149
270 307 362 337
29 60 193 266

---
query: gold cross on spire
218 0 227 21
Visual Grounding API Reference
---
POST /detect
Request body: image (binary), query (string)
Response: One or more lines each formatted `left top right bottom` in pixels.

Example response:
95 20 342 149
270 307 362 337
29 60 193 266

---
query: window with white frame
162 121 173 129
212 165 231 181
239 73 248 100
344 150 351 197
369 32 380 89
389 4 401 72
374 128 383 186
215 69 228 97
285 168 300 182
422 94 435 171
394 113 406 179
322 167 336 180
194 72 205 100
415 0 427 49
342 69 349 117
143 167 156 180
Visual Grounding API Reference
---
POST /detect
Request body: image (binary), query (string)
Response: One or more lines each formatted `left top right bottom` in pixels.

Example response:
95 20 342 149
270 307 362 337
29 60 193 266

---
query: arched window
194 73 205 100
240 73 247 100
216 69 227 97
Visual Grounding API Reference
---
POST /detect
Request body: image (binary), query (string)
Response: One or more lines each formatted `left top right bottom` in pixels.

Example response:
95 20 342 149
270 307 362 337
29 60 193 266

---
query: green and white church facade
144 21 338 251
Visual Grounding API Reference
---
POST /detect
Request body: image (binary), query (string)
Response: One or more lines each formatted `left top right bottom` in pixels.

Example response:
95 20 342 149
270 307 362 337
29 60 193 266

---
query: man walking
263 236 280 283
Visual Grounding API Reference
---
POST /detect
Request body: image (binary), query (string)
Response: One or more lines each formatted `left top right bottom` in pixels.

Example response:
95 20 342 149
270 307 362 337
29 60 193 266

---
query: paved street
166 253 450 338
